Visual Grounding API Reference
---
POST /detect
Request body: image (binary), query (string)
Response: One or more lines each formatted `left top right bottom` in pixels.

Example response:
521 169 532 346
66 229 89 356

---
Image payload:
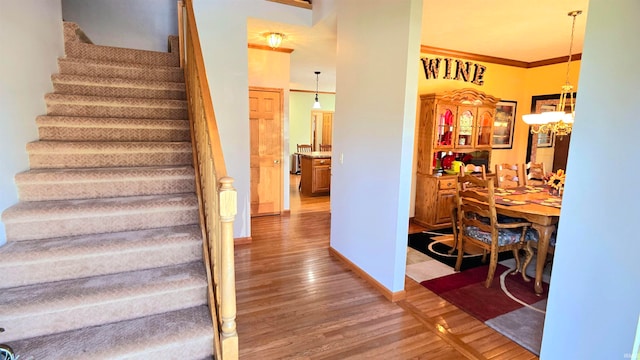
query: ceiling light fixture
265 32 285 49
522 10 582 137
313 71 321 109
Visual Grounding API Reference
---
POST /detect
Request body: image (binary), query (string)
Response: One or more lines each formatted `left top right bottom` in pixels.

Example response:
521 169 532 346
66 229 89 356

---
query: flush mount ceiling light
313 71 321 109
264 32 285 49
522 10 582 137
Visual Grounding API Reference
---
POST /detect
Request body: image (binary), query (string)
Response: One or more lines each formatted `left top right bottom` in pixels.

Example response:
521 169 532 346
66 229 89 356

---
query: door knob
274 159 280 164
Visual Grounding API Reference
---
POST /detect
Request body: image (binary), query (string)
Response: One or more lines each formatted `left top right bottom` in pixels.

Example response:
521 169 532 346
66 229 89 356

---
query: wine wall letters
421 57 487 86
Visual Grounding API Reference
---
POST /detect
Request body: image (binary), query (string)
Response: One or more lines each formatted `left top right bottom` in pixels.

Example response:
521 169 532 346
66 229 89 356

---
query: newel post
218 176 238 359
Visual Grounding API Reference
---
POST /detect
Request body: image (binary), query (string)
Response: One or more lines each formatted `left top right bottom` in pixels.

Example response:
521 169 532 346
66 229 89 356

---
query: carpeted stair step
0 225 202 289
1 193 199 241
6 305 213 360
66 42 179 67
36 116 190 142
58 57 184 82
0 262 207 343
63 21 179 68
15 166 195 201
51 74 186 100
45 93 188 119
27 141 193 169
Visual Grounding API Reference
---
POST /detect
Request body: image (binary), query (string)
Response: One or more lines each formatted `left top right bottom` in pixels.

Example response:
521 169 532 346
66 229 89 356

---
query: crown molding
420 45 582 69
248 43 294 53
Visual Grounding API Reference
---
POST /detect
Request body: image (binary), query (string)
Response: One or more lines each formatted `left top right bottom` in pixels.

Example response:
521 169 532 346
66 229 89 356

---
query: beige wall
408 54 581 216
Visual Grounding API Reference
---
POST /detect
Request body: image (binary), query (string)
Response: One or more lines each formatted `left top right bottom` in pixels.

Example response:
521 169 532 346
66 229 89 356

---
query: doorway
311 110 333 151
249 87 283 216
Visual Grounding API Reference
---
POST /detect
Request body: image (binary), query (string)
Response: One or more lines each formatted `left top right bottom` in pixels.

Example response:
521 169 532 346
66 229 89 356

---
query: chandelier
522 10 582 137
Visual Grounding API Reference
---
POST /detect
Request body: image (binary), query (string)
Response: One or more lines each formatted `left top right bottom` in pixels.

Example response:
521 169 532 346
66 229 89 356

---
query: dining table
492 185 562 296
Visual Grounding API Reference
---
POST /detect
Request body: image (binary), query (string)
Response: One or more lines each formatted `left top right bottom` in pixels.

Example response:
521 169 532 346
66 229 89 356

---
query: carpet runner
0 22 214 359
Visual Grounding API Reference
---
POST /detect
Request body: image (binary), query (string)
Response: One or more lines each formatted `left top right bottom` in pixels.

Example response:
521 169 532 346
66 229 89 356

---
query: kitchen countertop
298 151 331 159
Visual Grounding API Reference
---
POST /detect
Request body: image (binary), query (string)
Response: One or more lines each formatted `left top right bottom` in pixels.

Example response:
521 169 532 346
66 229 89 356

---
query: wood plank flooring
235 174 538 359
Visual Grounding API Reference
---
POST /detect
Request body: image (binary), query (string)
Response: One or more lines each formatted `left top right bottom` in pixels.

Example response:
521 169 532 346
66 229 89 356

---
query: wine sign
421 57 487 86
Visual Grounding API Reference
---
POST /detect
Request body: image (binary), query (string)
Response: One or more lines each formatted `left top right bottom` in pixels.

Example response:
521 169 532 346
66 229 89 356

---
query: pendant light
313 71 321 109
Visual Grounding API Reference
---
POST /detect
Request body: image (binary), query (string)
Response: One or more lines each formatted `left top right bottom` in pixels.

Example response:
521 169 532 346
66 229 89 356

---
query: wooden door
321 112 333 146
249 88 283 216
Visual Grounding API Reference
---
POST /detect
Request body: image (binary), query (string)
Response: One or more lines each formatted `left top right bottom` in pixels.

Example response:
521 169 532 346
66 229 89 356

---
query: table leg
531 223 555 296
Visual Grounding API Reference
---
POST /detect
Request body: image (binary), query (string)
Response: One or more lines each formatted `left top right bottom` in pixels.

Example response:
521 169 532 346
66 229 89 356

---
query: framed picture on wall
493 100 517 149
535 104 558 148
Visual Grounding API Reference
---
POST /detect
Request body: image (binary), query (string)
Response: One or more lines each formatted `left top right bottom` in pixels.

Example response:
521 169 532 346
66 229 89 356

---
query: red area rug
421 263 549 355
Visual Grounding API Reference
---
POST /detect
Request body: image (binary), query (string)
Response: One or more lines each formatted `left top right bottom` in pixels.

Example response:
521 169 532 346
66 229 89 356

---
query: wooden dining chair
525 162 546 186
454 173 531 288
495 163 524 188
521 228 557 282
449 165 487 254
319 144 332 152
297 144 312 153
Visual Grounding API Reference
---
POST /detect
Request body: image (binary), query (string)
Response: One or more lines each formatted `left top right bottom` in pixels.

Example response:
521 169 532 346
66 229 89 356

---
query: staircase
0 22 215 359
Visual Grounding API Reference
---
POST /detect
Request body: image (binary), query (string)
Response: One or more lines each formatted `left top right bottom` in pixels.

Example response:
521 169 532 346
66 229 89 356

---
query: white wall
541 0 640 357
331 0 423 292
192 0 312 239
0 1 64 246
62 0 178 52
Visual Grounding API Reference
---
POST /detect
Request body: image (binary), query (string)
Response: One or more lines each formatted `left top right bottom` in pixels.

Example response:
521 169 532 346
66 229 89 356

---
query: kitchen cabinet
300 152 331 196
414 88 500 229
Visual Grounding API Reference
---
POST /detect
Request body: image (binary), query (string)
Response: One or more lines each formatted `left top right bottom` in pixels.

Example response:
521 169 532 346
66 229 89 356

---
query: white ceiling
247 0 589 92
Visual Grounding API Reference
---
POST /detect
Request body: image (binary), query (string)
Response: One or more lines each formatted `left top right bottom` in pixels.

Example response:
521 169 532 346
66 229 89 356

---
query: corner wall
61 0 178 52
331 0 423 293
540 1 640 357
0 1 65 245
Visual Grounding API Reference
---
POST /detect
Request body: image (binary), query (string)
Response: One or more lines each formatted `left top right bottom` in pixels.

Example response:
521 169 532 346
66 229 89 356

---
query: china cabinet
414 88 500 229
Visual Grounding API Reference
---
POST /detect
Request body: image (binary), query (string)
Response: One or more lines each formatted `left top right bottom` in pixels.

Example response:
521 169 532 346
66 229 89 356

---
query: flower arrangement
546 169 566 195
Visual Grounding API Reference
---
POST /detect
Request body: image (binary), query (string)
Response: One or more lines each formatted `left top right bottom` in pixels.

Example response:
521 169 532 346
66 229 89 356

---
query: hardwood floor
235 174 538 359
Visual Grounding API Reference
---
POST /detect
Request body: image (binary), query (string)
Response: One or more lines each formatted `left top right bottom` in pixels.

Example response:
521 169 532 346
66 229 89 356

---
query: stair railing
178 1 238 359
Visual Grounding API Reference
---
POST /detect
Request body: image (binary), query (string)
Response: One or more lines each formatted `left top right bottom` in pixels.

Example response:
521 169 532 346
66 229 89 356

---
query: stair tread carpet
15 166 195 201
2 193 197 222
2 193 199 241
36 116 190 142
57 57 184 82
7 306 213 360
36 115 189 128
45 93 187 109
0 261 207 342
52 74 185 90
26 141 193 169
16 165 194 184
0 225 202 289
52 74 186 100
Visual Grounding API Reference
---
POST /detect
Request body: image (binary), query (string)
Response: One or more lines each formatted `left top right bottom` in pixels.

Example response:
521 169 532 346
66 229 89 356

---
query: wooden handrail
179 1 238 359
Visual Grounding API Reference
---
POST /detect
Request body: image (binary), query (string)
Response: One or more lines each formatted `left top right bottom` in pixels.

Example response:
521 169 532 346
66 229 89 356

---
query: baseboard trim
328 247 406 302
234 236 252 245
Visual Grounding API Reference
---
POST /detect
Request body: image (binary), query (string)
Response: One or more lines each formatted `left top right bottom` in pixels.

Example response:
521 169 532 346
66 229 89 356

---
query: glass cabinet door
434 104 456 148
455 107 475 149
475 108 494 148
